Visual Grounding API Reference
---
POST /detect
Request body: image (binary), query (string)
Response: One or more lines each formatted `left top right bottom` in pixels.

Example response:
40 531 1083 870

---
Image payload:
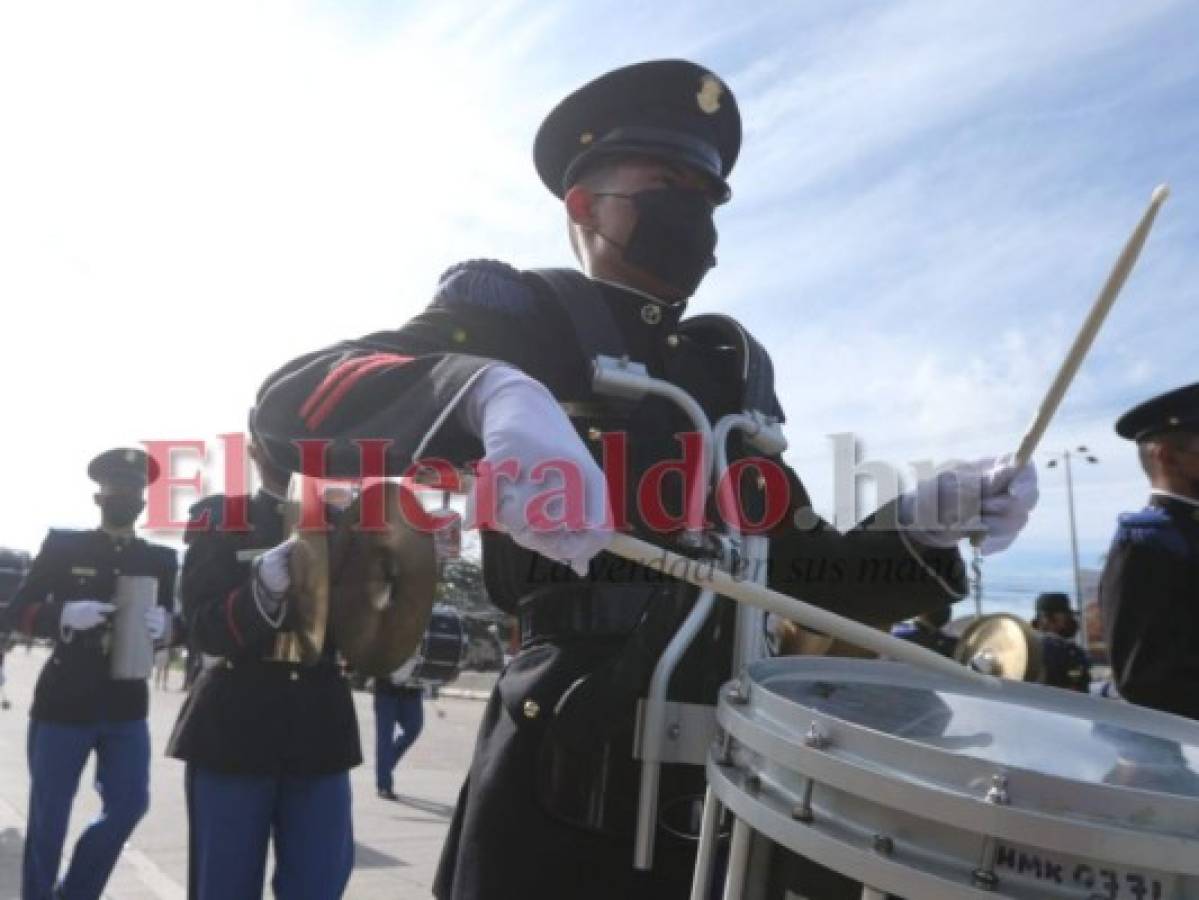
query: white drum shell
711 657 1199 899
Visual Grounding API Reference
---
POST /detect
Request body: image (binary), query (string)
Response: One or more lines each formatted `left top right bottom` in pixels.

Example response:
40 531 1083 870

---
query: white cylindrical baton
1013 184 1170 467
608 533 994 686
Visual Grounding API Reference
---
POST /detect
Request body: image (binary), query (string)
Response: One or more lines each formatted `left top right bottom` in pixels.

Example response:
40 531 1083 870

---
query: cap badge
697 74 723 115
579 130 594 145
124 450 137 463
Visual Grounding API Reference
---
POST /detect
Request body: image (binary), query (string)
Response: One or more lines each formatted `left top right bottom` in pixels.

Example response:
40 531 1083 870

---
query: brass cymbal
288 526 330 666
954 613 1044 682
327 481 437 678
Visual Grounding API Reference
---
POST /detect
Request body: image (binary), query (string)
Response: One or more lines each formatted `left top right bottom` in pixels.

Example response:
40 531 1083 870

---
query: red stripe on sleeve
303 354 413 431
299 356 374 421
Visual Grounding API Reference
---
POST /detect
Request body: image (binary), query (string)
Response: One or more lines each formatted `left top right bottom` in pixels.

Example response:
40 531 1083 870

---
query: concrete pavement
0 648 489 899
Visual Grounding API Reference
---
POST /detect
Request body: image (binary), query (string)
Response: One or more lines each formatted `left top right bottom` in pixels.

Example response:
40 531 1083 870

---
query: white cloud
0 0 1196 622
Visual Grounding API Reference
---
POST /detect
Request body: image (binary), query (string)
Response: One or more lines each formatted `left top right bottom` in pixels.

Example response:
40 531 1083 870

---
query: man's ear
564 185 594 227
1156 441 1177 472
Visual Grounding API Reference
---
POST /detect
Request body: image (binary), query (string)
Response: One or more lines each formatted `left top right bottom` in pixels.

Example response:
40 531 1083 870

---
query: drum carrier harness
519 268 789 870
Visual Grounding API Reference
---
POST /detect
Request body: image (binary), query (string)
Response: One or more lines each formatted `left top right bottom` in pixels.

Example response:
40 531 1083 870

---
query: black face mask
594 187 717 298
100 496 144 528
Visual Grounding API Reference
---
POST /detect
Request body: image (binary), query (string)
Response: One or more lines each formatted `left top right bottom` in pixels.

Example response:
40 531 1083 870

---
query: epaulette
432 259 538 317
150 543 180 565
1115 506 1189 556
45 527 87 539
32 529 81 558
185 495 230 536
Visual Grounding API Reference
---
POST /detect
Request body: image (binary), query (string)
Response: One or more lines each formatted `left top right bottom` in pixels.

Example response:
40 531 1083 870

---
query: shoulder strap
524 268 629 362
677 313 783 421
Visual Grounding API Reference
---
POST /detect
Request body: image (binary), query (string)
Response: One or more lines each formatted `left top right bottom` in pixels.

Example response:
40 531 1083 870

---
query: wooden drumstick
970 183 1169 576
608 532 995 685
1013 184 1170 468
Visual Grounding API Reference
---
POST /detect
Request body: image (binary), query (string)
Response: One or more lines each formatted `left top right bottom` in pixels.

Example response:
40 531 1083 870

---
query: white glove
461 366 613 576
60 600 116 632
145 606 167 641
900 456 1038 556
252 539 293 622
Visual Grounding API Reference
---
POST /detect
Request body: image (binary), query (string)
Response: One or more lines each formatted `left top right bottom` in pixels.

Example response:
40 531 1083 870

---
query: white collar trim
590 276 675 308
1151 489 1199 509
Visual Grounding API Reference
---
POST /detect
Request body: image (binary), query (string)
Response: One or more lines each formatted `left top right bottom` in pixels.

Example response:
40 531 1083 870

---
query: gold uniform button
522 699 540 720
289 671 300 682
640 303 662 325
666 334 680 348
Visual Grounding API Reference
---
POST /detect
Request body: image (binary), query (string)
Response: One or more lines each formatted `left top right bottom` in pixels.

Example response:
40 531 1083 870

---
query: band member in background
250 60 1037 899
1031 591 1090 692
166 440 360 900
373 657 425 801
1101 383 1199 718
3 448 175 900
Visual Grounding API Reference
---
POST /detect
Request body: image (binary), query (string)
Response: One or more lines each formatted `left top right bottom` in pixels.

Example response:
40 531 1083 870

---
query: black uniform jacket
1101 493 1199 718
1039 632 1090 692
5 528 176 723
252 262 967 899
166 491 361 776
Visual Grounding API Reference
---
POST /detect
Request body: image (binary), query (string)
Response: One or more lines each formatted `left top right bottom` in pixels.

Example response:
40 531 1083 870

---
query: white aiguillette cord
605 185 1171 686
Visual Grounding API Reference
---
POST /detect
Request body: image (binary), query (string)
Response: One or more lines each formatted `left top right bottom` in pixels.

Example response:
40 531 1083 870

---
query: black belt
518 584 660 644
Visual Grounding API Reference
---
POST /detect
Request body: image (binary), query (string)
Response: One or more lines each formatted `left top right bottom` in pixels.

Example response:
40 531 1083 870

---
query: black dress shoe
377 788 399 801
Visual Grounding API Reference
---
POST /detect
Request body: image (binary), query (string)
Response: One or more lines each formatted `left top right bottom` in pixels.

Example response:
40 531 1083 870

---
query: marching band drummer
165 438 361 900
1101 382 1199 719
250 60 1038 900
3 448 176 900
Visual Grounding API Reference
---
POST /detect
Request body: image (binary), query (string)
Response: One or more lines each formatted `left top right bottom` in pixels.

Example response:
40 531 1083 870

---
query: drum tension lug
872 834 894 857
971 774 1011 892
791 778 815 823
984 773 1010 806
714 729 735 767
971 863 1000 892
803 722 829 750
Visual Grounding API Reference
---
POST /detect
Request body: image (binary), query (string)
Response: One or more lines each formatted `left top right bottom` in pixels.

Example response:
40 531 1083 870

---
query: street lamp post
1046 447 1099 652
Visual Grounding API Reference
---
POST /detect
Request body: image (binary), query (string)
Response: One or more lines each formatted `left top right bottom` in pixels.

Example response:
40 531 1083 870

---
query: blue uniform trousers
373 688 424 793
185 766 353 900
23 718 151 900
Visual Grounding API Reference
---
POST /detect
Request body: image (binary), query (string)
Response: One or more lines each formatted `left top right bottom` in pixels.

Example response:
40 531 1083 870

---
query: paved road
0 648 488 899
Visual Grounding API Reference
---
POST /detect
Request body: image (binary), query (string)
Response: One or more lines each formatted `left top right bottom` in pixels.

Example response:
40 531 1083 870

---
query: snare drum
694 657 1199 900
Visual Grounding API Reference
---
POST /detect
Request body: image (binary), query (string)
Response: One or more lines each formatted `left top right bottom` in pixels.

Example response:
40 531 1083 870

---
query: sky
1 0 1197 620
